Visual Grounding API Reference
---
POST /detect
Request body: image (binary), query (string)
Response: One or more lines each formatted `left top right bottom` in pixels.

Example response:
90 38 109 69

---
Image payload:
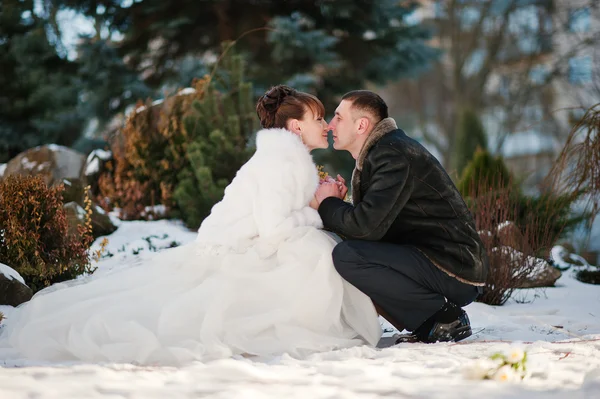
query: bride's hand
320 176 336 185
309 195 319 210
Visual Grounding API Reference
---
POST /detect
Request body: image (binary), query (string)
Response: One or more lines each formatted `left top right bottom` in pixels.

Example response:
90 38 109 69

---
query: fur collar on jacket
255 127 308 155
351 117 398 204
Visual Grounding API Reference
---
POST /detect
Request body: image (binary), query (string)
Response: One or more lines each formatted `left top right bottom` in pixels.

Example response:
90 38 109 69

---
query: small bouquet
316 165 331 183
464 345 528 382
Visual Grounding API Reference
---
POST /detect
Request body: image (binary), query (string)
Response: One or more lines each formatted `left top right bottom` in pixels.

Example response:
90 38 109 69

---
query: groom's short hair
342 90 388 122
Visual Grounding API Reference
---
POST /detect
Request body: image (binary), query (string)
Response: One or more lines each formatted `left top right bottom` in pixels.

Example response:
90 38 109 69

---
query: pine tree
65 0 438 112
75 38 152 136
457 148 512 197
451 108 488 179
99 44 256 228
0 0 83 162
174 46 256 227
459 149 586 250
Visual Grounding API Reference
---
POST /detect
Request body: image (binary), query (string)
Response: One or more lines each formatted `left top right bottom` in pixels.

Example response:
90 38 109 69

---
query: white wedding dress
0 128 381 365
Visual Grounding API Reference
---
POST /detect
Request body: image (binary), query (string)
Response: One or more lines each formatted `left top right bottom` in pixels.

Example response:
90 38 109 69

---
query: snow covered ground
1 219 599 398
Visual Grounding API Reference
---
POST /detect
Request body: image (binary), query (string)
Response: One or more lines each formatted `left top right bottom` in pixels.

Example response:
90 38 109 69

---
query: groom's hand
314 181 343 205
336 174 348 199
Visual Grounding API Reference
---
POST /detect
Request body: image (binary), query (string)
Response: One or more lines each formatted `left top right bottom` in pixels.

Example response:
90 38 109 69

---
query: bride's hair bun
255 85 325 129
256 85 297 128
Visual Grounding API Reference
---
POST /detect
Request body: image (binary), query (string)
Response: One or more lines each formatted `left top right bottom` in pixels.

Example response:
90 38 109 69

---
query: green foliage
61 0 437 111
451 109 488 178
76 38 152 135
99 44 255 228
0 0 83 162
0 175 94 293
457 148 512 197
174 48 256 228
459 149 587 255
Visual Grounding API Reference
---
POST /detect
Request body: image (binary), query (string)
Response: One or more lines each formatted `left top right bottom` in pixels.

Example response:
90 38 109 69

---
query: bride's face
288 109 329 150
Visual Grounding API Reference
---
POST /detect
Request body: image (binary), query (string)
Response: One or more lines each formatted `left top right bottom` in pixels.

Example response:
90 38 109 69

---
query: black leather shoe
395 303 472 344
422 310 472 343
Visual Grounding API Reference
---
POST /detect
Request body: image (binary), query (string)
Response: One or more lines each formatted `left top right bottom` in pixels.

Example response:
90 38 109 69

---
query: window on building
568 56 592 84
568 7 590 33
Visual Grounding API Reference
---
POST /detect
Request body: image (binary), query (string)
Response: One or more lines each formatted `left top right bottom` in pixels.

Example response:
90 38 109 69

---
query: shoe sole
452 325 472 342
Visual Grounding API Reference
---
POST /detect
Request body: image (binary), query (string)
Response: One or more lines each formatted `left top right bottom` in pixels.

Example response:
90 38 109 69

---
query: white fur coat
195 128 323 256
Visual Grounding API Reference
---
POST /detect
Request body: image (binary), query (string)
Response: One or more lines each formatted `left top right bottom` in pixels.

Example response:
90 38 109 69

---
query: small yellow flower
464 359 497 380
493 365 518 382
504 346 525 364
316 165 329 181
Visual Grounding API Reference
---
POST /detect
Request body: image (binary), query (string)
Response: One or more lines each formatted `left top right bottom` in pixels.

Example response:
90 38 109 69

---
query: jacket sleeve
318 146 411 241
253 156 323 243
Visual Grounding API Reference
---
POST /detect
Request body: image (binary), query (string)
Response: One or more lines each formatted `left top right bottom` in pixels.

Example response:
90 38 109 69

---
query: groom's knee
332 241 363 278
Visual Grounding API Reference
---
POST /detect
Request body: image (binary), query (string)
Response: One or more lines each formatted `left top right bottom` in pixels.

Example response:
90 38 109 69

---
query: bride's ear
287 119 302 136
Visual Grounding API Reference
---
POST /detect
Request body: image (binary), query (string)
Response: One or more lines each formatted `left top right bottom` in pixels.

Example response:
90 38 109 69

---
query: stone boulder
62 178 117 239
497 221 532 254
519 258 562 288
576 269 600 285
83 149 112 196
3 144 86 187
0 263 33 306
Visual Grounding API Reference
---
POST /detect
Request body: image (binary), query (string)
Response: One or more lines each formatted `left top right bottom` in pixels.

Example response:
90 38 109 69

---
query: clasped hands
309 174 348 210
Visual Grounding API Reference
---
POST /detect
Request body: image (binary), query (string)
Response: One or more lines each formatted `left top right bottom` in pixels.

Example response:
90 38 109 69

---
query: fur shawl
195 128 322 257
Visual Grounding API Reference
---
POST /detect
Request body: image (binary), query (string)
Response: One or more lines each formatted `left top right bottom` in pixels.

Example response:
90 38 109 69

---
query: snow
0 163 5 177
19 157 36 170
134 87 195 114
84 219 196 277
85 149 112 176
84 157 100 176
1 220 599 398
178 87 196 95
139 204 167 219
551 246 591 269
0 263 25 285
46 144 68 152
36 162 50 171
86 149 112 163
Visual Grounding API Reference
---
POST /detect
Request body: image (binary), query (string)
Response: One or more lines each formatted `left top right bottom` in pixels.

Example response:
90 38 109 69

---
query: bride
0 85 381 365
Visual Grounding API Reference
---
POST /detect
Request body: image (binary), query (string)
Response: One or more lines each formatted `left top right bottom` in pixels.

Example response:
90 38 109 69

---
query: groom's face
329 100 357 151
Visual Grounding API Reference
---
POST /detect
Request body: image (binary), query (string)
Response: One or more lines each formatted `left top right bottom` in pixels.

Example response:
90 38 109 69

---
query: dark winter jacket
318 118 489 286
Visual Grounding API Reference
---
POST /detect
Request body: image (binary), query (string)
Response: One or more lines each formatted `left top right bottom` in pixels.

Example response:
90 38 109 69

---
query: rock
3 145 86 187
62 177 88 204
83 148 113 197
63 201 88 237
63 200 117 239
519 258 562 288
0 263 33 306
61 178 117 238
576 269 600 285
497 221 532 255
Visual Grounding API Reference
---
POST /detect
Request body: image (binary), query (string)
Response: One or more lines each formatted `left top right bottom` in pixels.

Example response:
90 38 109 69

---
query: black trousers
332 240 481 332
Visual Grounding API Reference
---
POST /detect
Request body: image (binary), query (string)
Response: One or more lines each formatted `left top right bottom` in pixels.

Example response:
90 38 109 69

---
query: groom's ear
357 117 370 135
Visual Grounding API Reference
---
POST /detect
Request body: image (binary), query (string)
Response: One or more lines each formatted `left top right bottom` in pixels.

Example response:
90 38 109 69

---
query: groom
312 90 489 343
